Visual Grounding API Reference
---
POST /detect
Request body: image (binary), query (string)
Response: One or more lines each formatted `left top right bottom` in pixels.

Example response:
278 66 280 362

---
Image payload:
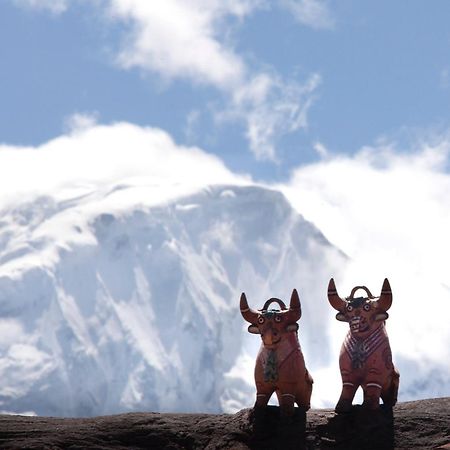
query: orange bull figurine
327 278 400 413
240 289 313 417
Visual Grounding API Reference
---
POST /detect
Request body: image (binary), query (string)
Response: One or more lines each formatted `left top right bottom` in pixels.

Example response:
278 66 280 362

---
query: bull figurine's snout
261 327 277 346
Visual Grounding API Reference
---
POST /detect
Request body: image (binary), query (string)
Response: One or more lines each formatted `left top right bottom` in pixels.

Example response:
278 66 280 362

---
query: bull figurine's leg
295 370 313 411
362 381 382 410
251 385 274 435
335 372 358 413
381 368 400 408
254 383 274 409
276 389 296 417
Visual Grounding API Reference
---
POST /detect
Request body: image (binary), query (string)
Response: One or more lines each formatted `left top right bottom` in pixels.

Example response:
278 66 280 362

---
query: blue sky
2 0 450 180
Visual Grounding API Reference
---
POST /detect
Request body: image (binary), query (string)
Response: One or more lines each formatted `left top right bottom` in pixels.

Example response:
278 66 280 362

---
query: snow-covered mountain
0 183 345 416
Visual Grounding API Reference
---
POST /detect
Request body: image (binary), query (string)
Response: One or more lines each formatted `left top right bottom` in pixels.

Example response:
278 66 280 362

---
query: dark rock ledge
0 397 448 449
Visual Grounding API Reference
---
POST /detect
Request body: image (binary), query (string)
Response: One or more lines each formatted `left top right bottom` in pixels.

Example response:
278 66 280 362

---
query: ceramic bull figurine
328 278 400 413
240 289 313 417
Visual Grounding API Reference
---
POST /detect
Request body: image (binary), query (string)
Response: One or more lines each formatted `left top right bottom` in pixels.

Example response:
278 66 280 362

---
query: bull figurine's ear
248 325 260 334
377 278 392 311
328 278 347 311
335 312 348 322
240 292 259 324
375 312 389 321
286 323 299 332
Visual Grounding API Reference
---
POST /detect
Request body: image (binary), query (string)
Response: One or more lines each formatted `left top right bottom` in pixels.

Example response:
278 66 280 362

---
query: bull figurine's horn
240 292 259 324
288 288 302 322
327 278 346 311
377 278 392 311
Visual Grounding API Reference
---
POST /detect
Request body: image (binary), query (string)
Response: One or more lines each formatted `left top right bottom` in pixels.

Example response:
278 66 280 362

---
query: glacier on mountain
0 183 345 416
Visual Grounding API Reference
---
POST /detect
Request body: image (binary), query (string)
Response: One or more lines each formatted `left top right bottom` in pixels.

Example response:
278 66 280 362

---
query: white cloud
313 141 329 159
219 71 321 161
282 140 450 261
13 0 69 14
281 0 335 30
0 121 249 208
64 112 100 134
106 0 253 89
103 1 321 161
279 136 450 399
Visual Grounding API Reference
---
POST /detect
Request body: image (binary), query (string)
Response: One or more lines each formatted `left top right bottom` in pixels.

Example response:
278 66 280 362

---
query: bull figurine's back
240 289 313 417
328 278 400 413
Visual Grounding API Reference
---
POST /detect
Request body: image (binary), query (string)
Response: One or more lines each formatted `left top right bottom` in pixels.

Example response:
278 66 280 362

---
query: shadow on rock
317 405 395 449
249 405 307 450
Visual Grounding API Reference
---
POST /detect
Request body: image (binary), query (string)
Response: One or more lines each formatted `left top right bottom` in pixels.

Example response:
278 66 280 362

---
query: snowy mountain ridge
0 183 345 416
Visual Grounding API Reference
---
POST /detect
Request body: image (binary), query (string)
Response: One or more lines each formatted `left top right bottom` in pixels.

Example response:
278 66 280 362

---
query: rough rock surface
0 398 448 449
